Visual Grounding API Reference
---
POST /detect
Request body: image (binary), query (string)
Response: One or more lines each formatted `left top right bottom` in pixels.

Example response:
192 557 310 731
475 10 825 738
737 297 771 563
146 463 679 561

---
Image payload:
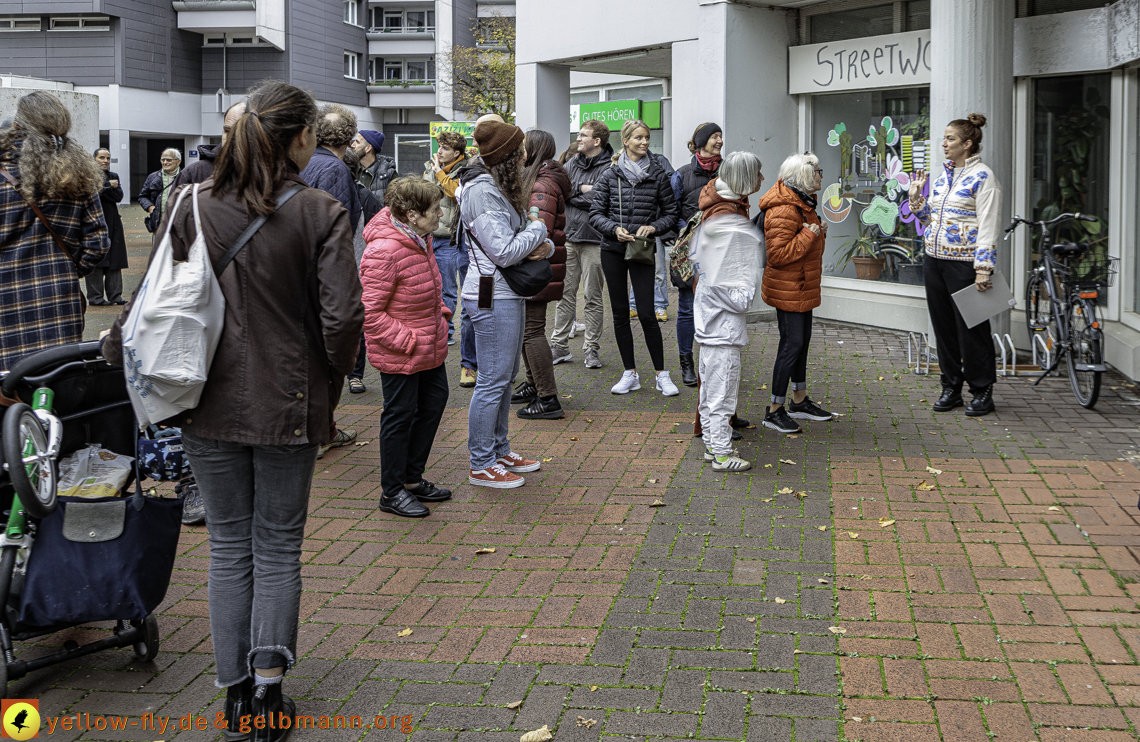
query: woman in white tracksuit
692 151 765 472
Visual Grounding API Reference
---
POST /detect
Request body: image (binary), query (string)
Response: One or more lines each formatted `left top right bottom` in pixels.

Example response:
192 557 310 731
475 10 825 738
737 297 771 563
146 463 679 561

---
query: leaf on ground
878 518 896 527
761 384 768 389
828 626 847 634
851 717 862 722
778 487 794 494
396 628 413 637
648 478 659 484
561 395 573 399
520 726 553 742
576 717 597 729
570 436 580 441
858 575 871 580
818 578 829 584
676 439 685 443
926 466 943 475
761 498 774 503
1048 506 1062 512
877 376 885 381
918 398 927 402
763 463 773 468
589 685 598 692
780 458 796 464
916 481 935 491
746 424 757 429
817 525 827 531
542 457 553 462
585 419 593 423
649 500 666 507
794 649 803 654
746 617 756 623
774 597 787 604
848 532 859 539
353 441 369 446
795 491 808 499
475 547 496 554
506 701 522 710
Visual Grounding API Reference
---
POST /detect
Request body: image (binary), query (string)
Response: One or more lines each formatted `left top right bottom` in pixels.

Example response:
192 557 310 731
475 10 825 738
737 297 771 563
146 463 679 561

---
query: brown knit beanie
473 121 524 167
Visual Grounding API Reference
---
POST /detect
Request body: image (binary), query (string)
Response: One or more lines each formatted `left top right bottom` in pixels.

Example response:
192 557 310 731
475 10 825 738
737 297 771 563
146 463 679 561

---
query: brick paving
26 212 1140 742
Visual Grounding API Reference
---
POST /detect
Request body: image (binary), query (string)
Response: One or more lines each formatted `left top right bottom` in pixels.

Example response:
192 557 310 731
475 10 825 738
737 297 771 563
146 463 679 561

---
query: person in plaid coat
0 91 109 372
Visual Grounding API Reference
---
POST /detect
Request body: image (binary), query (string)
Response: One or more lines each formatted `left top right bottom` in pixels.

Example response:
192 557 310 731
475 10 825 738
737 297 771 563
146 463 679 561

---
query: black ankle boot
511 381 537 404
224 678 254 740
250 682 296 742
679 353 698 387
932 387 964 412
965 385 995 417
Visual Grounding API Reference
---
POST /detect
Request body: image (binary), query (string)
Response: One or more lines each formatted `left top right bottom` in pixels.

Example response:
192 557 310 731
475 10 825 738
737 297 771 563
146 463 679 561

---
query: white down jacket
692 212 764 347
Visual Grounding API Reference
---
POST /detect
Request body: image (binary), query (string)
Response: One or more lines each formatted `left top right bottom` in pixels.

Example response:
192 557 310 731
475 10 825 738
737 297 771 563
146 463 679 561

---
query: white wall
516 0 696 65
0 88 99 155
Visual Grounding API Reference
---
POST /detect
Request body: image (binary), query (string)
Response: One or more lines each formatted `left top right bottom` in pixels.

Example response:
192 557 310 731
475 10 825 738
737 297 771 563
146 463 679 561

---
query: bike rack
993 334 1008 376
992 334 1018 377
1031 332 1052 373
907 331 930 375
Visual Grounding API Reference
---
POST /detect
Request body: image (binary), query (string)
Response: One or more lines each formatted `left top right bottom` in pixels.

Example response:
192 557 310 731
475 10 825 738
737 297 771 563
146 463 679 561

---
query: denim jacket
914 154 1002 272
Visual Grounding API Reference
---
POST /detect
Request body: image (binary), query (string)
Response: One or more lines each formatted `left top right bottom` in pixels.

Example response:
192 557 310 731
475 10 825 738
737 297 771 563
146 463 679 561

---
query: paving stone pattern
34 232 1140 742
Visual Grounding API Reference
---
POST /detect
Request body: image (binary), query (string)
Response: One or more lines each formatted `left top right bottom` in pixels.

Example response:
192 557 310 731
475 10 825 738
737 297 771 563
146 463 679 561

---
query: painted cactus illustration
827 122 854 188
867 116 900 172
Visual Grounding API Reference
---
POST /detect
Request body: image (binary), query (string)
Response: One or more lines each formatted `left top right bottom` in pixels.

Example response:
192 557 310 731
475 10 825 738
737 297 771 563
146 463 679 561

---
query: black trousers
350 333 367 379
771 309 812 404
379 363 449 498
85 268 123 303
600 249 665 371
924 256 995 393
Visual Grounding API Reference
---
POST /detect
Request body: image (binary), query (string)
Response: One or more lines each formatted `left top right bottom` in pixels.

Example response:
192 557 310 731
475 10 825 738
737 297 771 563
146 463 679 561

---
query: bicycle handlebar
1005 212 1097 234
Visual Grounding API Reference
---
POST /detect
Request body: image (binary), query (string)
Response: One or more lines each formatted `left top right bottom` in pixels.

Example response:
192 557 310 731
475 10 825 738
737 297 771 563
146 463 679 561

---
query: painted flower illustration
883 154 911 199
866 116 900 147
898 174 930 236
827 122 846 146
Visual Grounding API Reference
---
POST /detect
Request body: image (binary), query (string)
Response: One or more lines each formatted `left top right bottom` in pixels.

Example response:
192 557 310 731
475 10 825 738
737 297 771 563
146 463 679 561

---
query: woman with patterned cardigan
910 113 1003 418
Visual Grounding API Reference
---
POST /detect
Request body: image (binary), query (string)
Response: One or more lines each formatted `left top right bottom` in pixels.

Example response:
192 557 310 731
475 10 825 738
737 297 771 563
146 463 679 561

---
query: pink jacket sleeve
360 247 417 356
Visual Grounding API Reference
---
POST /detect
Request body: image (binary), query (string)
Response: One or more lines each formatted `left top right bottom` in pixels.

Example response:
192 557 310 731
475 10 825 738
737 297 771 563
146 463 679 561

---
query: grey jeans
550 241 604 353
468 297 524 470
182 432 317 687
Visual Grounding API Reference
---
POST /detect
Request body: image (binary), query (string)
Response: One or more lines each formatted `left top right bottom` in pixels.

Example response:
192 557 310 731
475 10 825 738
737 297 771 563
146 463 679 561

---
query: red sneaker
469 464 525 489
496 452 541 473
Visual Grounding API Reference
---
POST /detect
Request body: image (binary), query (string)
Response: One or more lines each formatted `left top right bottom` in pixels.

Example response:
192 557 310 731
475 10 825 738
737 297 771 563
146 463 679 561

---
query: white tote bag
122 184 225 426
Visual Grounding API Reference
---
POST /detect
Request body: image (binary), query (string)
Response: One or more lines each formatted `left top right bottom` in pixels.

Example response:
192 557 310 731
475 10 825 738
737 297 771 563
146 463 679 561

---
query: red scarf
695 153 721 174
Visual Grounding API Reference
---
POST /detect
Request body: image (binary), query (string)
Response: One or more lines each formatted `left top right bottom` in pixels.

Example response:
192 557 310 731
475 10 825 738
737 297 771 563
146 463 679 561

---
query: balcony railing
367 25 434 34
367 79 436 89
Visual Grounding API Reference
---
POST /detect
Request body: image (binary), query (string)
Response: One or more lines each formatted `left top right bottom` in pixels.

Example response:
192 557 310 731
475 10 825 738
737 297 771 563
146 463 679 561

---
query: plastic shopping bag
58 444 134 499
122 184 225 426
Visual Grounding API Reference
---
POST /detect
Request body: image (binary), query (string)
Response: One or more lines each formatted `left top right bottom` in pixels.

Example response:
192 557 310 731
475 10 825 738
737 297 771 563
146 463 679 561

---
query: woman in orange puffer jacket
757 152 836 435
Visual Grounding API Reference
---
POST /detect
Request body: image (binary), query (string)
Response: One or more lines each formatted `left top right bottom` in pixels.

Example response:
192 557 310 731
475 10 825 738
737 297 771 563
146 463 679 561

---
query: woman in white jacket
692 151 765 472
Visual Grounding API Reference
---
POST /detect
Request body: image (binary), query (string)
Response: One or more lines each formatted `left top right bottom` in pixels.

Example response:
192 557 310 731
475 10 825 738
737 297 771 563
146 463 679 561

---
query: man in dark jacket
300 104 362 232
550 119 612 369
172 101 247 189
350 129 396 205
138 148 181 233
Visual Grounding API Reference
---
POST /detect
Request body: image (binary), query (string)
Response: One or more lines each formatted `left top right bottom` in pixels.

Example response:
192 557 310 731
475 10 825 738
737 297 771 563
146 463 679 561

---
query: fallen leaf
575 717 596 729
778 487 794 494
851 717 863 722
859 575 871 580
475 547 496 555
745 424 757 429
649 500 666 507
676 439 685 443
918 398 927 402
585 419 593 423
353 440 369 446
818 578 829 584
795 491 808 499
794 649 803 654
761 498 774 503
589 685 598 692
561 395 573 399
648 478 659 484
774 597 787 604
570 436 580 441
878 518 896 528
1048 506 1062 512
542 457 553 462
833 412 846 416
848 532 859 539
828 627 847 634
916 481 935 491
763 463 773 468
746 617 756 623
780 458 796 465
520 726 553 742
761 384 768 389
506 701 522 710
397 628 413 637
817 525 827 531
926 466 943 475
788 434 801 439
878 376 884 381
929 431 938 435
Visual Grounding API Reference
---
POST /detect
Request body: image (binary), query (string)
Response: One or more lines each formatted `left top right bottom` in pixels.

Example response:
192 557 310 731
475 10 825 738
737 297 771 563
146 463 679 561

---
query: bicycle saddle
1051 241 1087 257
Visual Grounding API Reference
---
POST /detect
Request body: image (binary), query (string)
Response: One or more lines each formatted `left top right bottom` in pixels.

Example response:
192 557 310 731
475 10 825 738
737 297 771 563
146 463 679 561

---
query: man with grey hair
300 103 362 231
138 147 181 233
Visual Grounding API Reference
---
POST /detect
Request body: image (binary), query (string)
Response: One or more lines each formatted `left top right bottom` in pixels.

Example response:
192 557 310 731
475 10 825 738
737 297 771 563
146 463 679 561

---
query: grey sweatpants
698 344 743 457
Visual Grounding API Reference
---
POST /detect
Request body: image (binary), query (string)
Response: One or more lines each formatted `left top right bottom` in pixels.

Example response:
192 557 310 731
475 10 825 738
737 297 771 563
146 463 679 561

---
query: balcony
172 0 284 50
367 26 435 55
367 80 436 108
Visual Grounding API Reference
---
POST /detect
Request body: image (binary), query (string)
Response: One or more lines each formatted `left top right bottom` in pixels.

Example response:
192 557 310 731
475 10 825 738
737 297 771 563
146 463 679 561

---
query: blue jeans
456 246 477 370
182 432 317 687
433 236 459 338
468 298 524 470
677 285 695 355
628 238 668 311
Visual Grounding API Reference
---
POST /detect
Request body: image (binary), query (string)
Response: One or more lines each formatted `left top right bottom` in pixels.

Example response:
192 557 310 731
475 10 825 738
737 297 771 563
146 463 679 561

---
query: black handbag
617 178 656 265
466 224 552 298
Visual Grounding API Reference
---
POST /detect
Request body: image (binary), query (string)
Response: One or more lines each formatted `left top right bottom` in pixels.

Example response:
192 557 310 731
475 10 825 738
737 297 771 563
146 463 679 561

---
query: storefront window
811 86 930 284
1031 74 1110 259
809 4 894 44
1024 0 1109 16
905 1 931 30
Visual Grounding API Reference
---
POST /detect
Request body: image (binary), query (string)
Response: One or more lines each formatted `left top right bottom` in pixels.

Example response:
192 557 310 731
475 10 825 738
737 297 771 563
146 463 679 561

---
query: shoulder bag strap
212 183 305 277
0 167 81 269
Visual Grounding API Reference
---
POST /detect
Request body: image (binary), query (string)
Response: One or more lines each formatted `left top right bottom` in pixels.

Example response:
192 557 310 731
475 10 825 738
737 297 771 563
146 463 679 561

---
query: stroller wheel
131 614 160 662
2 404 58 520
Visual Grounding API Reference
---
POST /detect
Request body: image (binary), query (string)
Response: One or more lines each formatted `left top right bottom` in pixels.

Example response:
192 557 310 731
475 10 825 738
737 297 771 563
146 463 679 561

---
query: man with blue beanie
351 129 397 205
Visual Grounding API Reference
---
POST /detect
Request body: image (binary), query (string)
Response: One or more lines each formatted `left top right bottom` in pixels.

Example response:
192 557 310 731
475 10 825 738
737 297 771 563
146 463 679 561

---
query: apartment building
0 0 513 199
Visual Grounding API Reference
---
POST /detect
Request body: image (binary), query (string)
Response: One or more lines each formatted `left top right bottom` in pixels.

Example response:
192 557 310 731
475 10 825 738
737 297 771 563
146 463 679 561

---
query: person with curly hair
300 103 361 232
0 90 109 372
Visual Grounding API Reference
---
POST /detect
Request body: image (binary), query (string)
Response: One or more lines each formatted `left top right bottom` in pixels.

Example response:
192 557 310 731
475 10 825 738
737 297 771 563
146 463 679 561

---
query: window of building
905 0 931 30
1023 0 1110 16
405 59 436 82
383 9 402 31
344 51 360 80
384 59 403 81
49 16 110 31
395 134 431 176
343 0 359 27
405 10 435 30
606 84 663 103
0 16 41 31
809 4 895 44
810 86 931 283
571 91 600 106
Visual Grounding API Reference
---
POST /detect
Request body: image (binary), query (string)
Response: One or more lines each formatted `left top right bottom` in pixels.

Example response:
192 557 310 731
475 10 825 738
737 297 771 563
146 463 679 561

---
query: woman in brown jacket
757 152 835 435
512 129 570 419
104 81 363 742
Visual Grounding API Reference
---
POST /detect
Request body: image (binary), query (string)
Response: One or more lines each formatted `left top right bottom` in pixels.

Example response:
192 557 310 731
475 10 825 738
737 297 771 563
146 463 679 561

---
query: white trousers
698 344 743 457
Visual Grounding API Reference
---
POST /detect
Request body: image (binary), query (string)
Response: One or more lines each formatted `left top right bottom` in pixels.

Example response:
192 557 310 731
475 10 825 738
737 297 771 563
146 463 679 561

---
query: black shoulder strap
213 184 305 277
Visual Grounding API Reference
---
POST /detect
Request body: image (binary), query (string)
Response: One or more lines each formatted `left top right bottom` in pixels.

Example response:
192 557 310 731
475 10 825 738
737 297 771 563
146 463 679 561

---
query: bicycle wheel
1025 270 1052 335
1066 296 1102 409
1 403 58 520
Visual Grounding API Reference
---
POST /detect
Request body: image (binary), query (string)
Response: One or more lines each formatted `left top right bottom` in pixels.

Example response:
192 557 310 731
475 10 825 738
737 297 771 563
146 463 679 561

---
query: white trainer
711 454 752 472
611 370 641 394
656 371 679 397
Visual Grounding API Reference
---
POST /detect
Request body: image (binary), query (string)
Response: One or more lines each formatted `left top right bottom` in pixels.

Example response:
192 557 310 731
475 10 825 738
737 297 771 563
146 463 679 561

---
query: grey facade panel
287 0 367 106
171 28 202 92
454 0 477 49
0 2 98 11
0 26 115 86
202 46 286 93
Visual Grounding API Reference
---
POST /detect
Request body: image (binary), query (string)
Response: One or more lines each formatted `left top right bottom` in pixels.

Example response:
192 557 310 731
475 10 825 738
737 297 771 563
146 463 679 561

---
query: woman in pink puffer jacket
360 177 452 519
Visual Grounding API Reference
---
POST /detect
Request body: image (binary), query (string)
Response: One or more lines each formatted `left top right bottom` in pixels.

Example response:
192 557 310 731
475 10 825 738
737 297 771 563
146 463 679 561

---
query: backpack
667 209 704 289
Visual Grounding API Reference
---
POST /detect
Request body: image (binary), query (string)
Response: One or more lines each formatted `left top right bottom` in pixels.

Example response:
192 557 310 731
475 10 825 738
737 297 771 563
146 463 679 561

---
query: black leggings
601 249 665 371
771 309 812 404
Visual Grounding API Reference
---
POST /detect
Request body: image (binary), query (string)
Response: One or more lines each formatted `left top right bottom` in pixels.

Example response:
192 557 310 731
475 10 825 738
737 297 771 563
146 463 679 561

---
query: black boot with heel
223 678 254 741
679 353 698 387
250 682 296 742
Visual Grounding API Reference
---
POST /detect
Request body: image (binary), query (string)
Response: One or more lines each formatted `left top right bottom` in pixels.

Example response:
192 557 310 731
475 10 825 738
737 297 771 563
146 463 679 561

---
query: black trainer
965 385 995 417
517 395 565 420
223 678 253 741
788 397 834 421
511 382 537 404
177 478 206 526
250 682 295 742
407 480 452 502
730 416 751 429
763 406 803 434
932 387 964 412
379 489 430 518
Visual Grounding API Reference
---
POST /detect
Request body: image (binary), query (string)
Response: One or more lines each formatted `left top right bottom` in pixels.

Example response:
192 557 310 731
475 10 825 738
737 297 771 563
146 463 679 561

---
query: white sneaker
574 320 586 332
656 371 679 397
611 370 641 394
712 454 752 472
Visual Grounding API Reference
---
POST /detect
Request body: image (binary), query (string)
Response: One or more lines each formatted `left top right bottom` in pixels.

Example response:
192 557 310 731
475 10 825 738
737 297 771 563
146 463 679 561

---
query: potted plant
836 223 885 280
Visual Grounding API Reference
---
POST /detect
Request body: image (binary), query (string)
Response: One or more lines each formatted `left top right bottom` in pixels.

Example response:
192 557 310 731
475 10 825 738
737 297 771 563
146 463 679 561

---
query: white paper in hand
951 271 1015 329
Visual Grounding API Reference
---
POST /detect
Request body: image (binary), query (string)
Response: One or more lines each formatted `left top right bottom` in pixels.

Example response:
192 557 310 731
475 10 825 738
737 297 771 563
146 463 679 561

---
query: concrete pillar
930 0 1015 334
515 62 569 135
108 128 130 205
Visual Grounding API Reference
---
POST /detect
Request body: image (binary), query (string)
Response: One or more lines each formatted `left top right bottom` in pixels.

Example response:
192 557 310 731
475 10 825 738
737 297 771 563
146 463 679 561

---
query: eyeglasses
160 158 177 163
813 167 824 175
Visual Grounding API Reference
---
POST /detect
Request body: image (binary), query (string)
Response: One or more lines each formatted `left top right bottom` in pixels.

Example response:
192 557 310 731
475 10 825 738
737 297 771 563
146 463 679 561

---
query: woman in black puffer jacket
589 119 679 397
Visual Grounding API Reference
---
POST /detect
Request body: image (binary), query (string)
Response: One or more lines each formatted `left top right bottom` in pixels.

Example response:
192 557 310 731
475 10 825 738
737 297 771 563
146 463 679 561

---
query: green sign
429 121 477 157
578 99 642 131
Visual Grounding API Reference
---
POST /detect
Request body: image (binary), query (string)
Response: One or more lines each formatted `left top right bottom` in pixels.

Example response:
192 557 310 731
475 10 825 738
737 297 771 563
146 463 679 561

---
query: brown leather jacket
103 173 364 446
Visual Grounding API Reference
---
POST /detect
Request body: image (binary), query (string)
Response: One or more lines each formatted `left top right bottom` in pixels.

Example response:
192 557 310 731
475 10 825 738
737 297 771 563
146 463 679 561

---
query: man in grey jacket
550 119 613 369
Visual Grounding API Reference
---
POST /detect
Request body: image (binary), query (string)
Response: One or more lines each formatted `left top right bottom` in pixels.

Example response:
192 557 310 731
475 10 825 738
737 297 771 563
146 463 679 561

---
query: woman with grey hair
757 151 834 435
691 150 765 471
138 147 182 233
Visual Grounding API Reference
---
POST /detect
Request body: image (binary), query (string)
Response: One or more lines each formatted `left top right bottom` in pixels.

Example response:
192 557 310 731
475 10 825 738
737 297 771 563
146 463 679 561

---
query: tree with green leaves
437 13 515 123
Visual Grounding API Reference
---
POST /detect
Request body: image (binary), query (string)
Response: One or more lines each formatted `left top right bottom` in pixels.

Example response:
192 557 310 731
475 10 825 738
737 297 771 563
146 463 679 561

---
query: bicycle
1006 211 1117 409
